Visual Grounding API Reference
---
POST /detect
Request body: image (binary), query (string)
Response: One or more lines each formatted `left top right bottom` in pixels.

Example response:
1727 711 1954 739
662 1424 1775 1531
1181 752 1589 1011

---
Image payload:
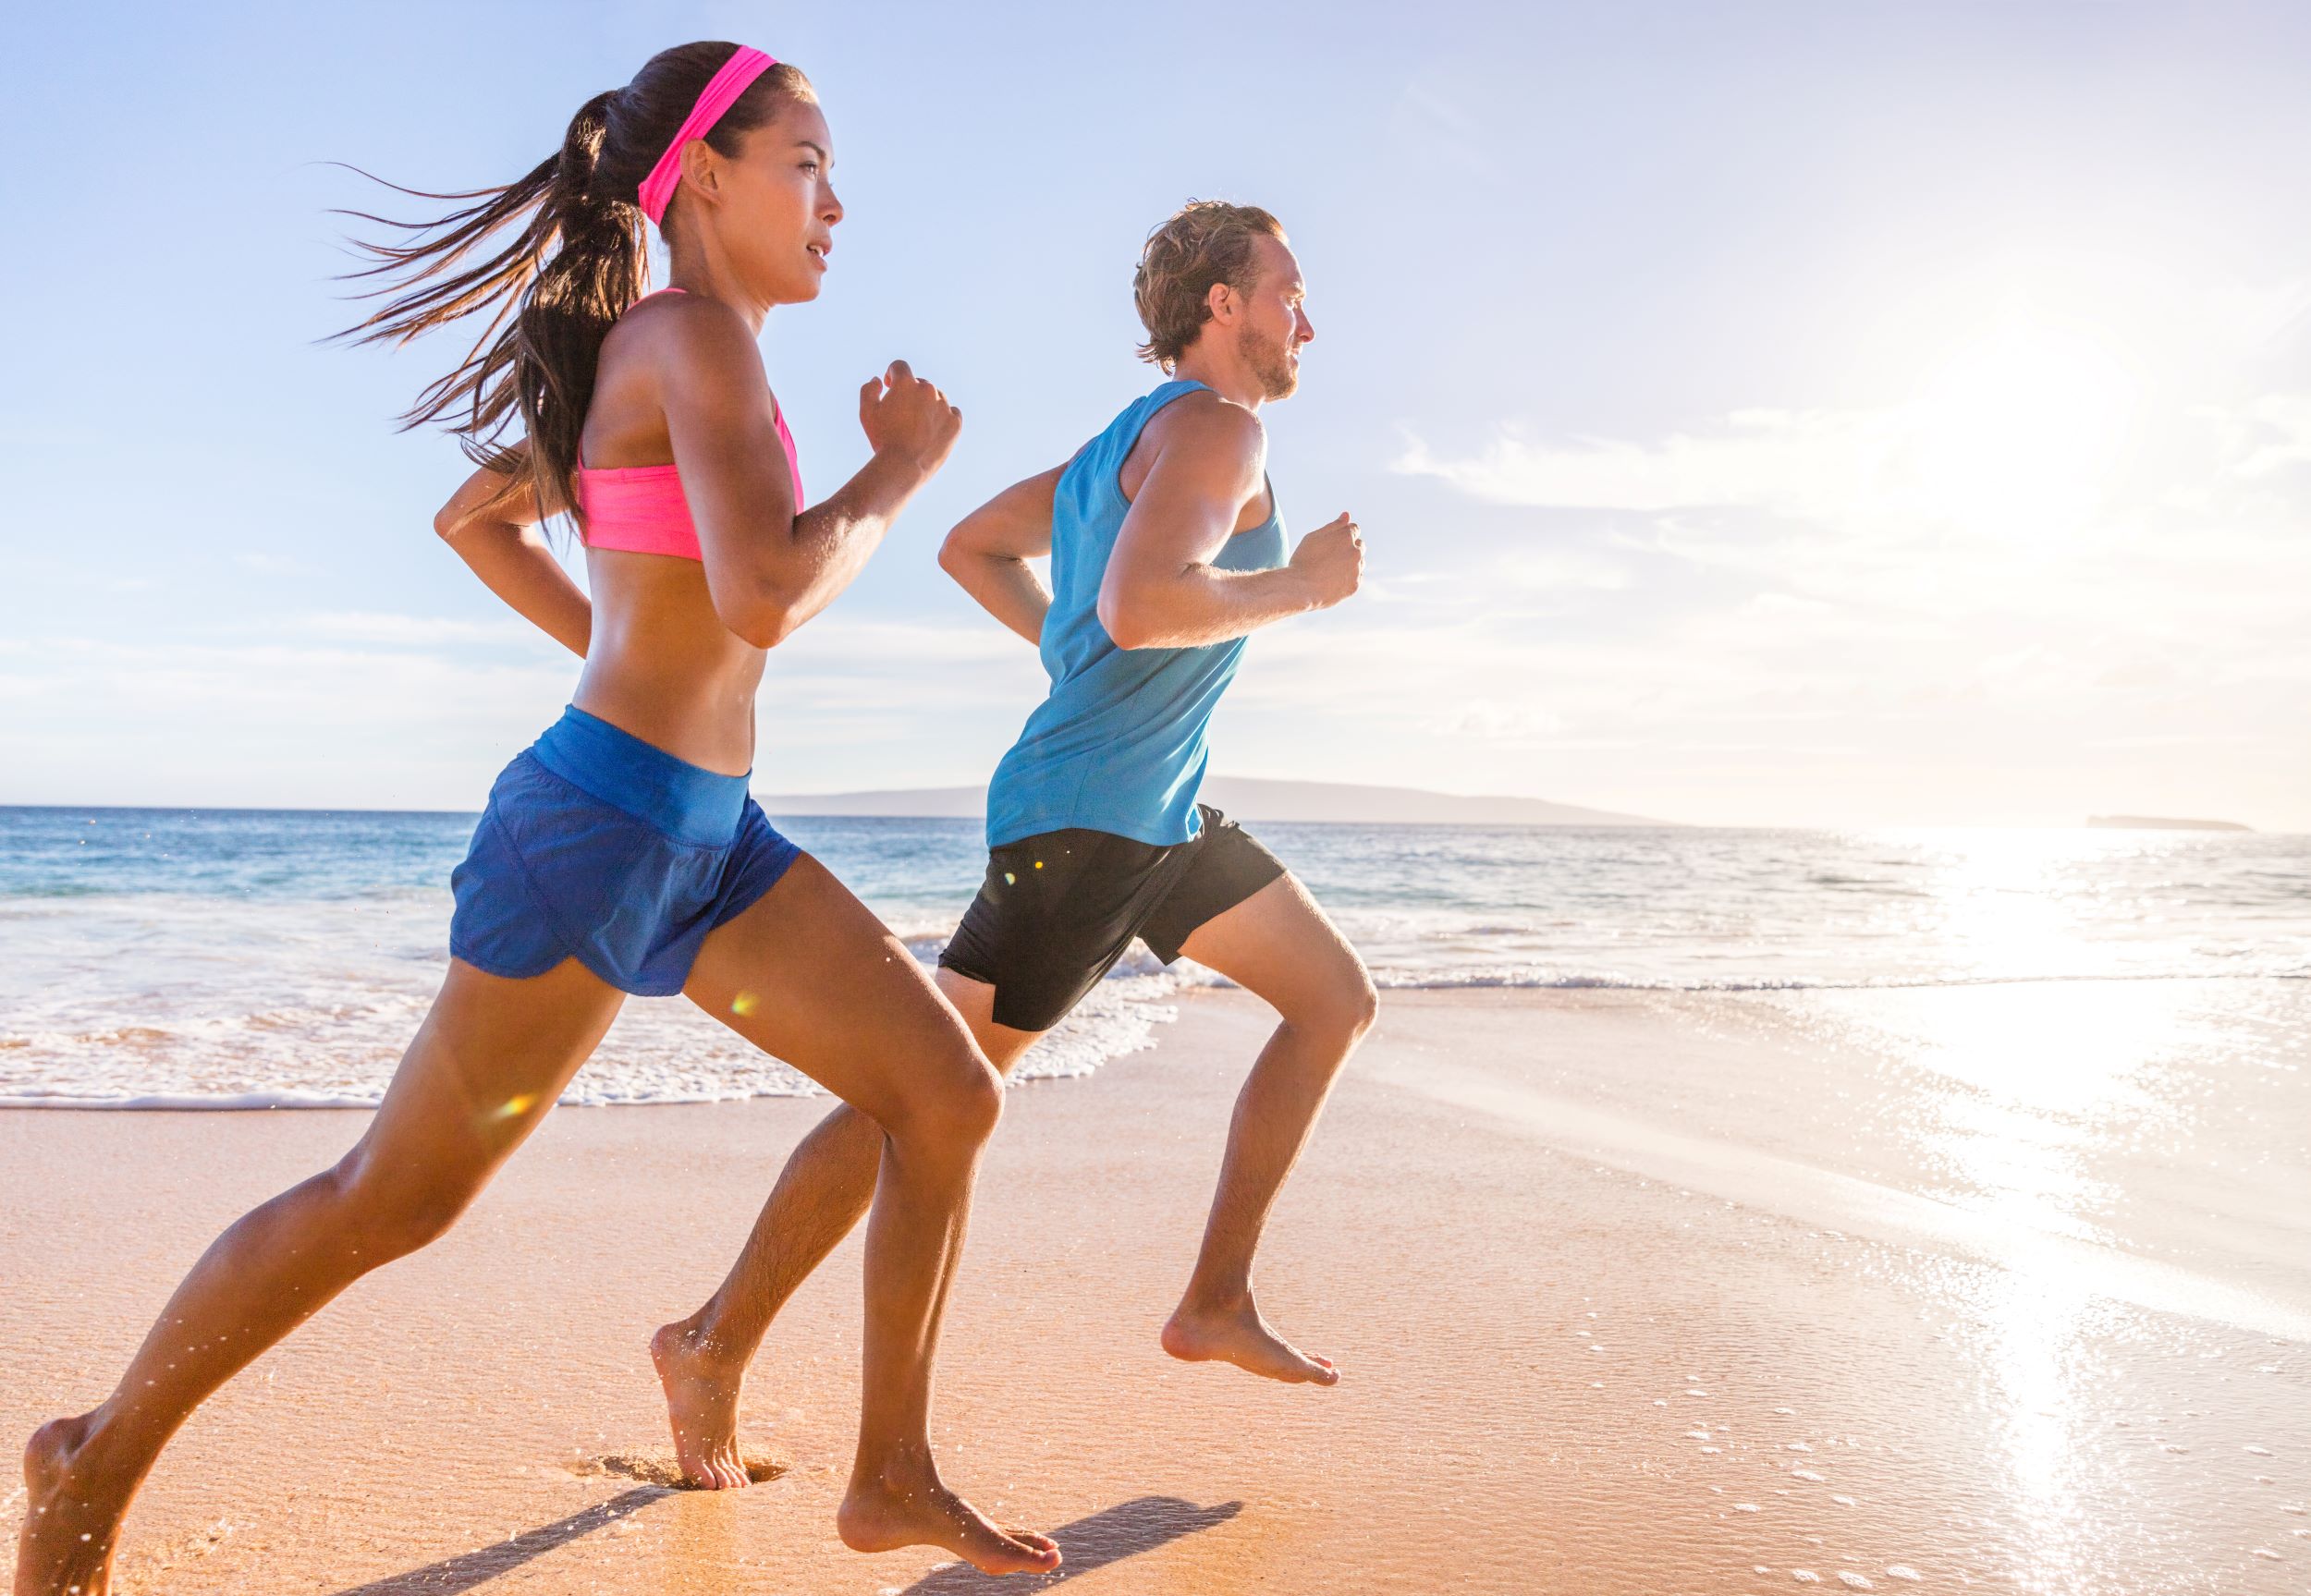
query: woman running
16 42 1059 1592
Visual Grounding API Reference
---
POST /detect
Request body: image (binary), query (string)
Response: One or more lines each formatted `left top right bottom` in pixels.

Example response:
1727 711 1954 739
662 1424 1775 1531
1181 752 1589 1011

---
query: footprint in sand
565 1449 788 1488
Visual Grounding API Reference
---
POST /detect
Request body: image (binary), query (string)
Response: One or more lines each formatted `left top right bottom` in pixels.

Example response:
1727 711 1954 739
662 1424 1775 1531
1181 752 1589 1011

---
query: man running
654 201 1374 1489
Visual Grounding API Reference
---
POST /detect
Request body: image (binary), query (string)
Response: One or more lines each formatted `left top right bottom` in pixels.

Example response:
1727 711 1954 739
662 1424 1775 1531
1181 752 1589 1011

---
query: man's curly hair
1133 201 1288 372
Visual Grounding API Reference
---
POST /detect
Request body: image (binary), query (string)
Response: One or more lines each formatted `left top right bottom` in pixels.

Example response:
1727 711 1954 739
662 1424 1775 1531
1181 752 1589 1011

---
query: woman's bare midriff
572 549 766 775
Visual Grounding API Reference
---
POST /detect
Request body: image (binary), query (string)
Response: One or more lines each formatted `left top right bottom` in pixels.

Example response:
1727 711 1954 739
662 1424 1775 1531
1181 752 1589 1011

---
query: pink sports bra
574 289 803 561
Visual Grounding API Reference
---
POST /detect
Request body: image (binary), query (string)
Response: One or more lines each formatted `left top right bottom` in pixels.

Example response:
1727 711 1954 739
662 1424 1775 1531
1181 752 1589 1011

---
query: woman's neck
662 229 772 335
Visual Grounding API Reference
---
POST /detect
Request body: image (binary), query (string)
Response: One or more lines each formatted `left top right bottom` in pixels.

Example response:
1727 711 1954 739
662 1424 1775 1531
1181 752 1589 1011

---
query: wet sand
5 989 2306 1593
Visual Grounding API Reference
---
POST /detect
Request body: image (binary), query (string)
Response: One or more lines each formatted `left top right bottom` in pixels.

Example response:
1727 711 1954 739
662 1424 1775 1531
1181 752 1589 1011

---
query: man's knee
1290 965 1379 1051
980 1025 1045 1080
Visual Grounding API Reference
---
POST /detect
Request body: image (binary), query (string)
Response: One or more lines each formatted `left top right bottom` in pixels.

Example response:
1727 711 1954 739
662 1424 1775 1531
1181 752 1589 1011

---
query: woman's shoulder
605 290 765 394
613 288 751 345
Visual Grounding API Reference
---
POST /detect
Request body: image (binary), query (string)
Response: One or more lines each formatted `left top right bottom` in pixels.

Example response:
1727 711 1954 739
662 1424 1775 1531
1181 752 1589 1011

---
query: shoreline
8 967 2305 1116
6 987 2305 1593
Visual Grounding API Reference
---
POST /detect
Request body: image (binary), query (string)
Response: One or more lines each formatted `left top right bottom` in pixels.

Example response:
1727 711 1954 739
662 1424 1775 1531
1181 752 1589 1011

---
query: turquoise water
1 805 2305 1106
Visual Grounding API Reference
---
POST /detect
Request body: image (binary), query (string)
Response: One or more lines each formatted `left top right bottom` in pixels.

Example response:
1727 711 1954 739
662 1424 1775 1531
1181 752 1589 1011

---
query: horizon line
0 799 2280 836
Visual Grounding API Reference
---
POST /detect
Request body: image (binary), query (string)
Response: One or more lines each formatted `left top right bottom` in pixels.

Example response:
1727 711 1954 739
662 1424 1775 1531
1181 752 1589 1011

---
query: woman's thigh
346 954 627 1201
684 854 990 1130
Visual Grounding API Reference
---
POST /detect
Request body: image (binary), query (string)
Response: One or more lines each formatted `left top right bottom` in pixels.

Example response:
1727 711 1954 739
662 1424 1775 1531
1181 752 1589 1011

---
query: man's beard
1239 325 1298 400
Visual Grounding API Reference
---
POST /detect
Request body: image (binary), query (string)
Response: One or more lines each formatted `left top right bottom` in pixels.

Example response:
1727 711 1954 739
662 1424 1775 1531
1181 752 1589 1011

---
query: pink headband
636 46 778 226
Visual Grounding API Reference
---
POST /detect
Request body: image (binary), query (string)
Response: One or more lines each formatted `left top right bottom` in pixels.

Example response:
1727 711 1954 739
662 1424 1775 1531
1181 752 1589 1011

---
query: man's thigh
933 966 1046 1075
1176 871 1372 1026
938 829 1179 1033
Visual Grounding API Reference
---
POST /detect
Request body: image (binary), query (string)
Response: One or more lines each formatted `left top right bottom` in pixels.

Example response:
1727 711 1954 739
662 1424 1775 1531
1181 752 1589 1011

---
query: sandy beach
6 987 2306 1594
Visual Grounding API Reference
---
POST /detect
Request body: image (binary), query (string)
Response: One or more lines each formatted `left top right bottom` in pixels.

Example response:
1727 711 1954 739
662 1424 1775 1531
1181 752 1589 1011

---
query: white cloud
1270 380 2311 825
1495 547 1635 593
2203 393 2311 480
1395 408 1897 520
291 610 541 646
0 612 1055 808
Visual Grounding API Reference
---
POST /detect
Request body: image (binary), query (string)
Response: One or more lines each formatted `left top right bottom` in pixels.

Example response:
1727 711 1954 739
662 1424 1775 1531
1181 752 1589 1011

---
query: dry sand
5 989 2305 1593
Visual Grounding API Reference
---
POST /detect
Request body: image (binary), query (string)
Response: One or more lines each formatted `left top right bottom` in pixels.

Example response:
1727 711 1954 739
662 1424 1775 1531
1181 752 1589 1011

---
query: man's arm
434 460 592 659
1097 398 1362 651
939 463 1066 645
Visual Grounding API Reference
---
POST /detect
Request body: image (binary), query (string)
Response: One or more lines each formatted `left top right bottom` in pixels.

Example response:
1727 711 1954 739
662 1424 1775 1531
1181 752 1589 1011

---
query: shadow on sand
322 1486 1238 1595
324 1484 669 1595
899 1496 1245 1593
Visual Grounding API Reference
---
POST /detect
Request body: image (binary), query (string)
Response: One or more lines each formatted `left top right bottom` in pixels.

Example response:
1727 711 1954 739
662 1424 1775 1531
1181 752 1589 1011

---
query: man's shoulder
1139 385 1266 462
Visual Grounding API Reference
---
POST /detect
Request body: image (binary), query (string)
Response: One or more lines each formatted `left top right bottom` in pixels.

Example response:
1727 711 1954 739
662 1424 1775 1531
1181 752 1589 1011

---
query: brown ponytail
334 43 814 517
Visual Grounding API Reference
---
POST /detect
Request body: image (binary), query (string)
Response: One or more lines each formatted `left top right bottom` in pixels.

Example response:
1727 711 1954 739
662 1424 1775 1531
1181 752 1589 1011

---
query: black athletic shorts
938 804 1287 1033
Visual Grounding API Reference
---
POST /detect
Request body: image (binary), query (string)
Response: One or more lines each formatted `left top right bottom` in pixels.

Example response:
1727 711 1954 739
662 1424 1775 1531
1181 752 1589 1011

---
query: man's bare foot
1161 1293 1339 1385
836 1464 1060 1577
650 1322 751 1491
17 1415 124 1596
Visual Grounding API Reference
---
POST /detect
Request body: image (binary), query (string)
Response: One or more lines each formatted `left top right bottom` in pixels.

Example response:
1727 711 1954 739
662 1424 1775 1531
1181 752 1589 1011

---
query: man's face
1233 236 1315 401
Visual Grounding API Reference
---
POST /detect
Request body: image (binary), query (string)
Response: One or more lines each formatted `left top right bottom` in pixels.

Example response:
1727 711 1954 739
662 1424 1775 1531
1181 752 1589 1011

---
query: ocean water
0 806 2305 1109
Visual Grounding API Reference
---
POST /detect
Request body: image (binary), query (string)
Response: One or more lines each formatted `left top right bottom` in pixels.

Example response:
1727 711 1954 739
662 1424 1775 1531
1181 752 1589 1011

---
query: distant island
758 776 1666 828
2087 815 2253 833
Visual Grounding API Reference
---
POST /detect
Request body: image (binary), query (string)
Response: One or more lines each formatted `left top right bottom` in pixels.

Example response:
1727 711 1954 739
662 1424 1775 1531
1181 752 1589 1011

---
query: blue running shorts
449 705 801 995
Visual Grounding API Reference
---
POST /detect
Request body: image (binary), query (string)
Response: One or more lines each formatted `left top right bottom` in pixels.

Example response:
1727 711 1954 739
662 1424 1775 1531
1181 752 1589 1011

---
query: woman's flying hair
332 43 813 517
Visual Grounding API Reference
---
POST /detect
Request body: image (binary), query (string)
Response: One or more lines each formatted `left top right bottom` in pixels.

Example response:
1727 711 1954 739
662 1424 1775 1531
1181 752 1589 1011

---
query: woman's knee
884 1034 1005 1152
938 1045 1008 1144
324 1152 484 1259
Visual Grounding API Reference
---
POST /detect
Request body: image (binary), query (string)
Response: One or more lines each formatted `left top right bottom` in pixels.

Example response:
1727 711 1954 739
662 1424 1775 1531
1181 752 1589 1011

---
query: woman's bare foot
836 1462 1060 1577
1161 1293 1340 1385
650 1322 751 1491
17 1415 126 1596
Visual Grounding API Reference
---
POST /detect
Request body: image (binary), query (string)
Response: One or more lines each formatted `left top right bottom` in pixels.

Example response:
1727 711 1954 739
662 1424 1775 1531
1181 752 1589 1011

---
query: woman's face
713 98 842 305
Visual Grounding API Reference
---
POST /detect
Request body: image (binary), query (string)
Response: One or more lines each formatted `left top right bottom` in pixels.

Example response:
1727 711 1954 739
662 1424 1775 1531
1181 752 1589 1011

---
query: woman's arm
938 464 1065 645
433 462 591 658
657 298 960 648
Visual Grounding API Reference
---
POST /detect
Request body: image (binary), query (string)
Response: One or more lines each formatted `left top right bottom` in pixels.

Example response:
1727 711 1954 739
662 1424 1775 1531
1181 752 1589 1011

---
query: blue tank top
985 380 1286 848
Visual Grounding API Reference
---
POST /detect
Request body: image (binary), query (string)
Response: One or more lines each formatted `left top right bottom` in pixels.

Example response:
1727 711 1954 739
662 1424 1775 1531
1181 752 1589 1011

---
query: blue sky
5 1 2308 827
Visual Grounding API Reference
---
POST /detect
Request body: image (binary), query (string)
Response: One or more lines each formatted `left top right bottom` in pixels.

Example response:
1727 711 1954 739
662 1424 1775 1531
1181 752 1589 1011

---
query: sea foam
6 808 2308 1110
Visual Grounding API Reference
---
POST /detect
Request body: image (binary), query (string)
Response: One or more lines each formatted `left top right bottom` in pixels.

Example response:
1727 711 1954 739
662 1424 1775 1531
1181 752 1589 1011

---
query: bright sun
1901 320 2142 542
